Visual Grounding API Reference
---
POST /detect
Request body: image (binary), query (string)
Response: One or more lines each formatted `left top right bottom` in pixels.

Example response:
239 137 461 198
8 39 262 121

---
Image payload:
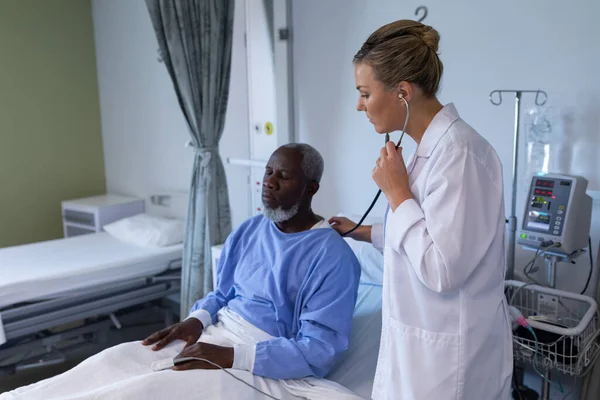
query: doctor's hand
141 318 203 351
373 142 412 211
172 342 234 371
328 216 372 243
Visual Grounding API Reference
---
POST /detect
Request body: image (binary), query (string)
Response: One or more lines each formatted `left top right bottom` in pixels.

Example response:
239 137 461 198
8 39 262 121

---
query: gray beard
262 202 301 223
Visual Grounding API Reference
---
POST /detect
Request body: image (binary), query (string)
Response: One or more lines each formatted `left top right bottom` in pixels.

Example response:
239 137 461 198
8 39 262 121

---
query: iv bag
523 107 556 185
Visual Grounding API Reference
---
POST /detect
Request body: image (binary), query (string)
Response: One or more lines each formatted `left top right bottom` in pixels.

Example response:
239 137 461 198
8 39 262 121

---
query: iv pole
489 89 548 280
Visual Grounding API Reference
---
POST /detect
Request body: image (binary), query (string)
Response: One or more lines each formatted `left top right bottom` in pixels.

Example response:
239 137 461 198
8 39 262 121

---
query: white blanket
0 309 364 400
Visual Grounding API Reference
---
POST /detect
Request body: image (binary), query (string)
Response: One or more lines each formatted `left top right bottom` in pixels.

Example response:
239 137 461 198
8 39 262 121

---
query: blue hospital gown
189 215 361 380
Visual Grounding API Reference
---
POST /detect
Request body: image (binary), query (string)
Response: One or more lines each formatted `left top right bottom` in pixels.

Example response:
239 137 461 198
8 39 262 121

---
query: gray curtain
145 0 234 318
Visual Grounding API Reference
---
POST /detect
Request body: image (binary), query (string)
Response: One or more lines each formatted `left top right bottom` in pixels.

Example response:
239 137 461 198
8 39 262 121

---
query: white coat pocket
388 317 460 400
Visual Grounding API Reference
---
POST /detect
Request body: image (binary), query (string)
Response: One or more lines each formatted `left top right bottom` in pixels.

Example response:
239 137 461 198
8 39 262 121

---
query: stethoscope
341 93 410 237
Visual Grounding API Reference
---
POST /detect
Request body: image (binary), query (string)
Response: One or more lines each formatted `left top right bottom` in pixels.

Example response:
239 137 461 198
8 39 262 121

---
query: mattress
0 232 183 309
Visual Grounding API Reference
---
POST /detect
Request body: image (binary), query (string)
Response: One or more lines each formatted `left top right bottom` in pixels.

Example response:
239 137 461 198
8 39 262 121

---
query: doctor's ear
395 81 412 102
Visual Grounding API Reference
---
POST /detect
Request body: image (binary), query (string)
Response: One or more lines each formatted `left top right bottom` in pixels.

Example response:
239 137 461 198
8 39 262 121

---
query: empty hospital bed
0 231 183 375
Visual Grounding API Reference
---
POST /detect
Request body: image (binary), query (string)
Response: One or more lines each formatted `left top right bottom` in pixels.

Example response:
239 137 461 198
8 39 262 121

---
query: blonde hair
353 19 443 96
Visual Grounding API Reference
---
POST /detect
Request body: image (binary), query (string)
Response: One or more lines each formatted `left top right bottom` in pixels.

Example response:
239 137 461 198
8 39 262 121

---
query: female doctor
329 20 513 400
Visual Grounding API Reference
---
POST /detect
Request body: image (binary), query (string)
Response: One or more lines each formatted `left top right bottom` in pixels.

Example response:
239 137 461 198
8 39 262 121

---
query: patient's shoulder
310 229 361 267
307 224 349 245
229 215 265 235
240 214 266 228
219 215 264 250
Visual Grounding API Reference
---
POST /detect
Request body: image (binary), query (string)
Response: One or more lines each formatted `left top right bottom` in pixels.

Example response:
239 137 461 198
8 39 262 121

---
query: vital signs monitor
517 174 592 255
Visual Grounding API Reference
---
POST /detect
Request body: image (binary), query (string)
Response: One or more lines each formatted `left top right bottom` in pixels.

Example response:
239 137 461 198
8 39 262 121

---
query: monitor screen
526 210 551 231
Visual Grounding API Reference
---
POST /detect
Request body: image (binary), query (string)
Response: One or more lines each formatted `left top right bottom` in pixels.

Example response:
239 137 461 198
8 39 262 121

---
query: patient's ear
308 181 320 196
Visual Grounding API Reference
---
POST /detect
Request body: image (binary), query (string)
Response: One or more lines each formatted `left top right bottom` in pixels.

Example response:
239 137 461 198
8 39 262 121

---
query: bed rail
1 268 181 345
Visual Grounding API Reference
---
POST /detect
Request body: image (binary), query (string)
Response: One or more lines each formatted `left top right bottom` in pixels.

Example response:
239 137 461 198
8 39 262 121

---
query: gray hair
280 143 324 183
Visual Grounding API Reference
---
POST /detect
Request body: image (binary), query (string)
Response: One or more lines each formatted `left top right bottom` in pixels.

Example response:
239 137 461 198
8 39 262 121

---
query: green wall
0 0 105 247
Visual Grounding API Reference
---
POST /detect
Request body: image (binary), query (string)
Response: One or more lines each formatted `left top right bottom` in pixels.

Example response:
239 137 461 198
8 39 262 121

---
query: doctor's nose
356 100 365 112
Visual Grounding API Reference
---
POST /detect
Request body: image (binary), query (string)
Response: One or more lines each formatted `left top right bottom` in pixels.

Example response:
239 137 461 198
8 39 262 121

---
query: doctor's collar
414 103 460 158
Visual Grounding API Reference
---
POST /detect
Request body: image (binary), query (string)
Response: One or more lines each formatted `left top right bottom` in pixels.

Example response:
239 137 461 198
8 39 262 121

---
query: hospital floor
0 307 166 393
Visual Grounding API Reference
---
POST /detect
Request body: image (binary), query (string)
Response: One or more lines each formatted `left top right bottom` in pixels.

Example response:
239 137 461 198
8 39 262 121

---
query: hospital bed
0 230 183 375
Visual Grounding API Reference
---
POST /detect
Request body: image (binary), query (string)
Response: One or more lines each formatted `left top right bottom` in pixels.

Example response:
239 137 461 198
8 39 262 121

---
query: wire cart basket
505 280 600 398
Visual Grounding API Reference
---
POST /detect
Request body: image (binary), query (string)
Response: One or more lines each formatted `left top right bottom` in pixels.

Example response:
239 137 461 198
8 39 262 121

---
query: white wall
92 0 251 228
292 0 600 395
245 0 280 216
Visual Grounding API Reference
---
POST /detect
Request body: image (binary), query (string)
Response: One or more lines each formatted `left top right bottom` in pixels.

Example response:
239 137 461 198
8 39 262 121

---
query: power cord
508 241 560 306
580 236 594 295
523 241 561 280
521 237 594 295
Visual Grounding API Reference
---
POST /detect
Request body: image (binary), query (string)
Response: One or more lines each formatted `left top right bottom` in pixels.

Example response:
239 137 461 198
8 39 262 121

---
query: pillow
333 212 384 285
344 237 384 285
103 213 184 247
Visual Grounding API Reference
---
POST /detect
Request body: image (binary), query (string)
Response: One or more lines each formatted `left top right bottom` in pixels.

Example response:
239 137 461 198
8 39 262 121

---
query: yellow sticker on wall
264 122 274 136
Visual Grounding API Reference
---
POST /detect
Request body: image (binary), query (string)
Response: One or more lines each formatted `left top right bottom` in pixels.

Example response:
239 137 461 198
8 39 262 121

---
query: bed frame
0 258 181 376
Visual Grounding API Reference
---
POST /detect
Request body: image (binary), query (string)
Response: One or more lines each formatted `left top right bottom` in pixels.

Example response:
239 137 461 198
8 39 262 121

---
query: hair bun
421 25 440 53
353 19 444 97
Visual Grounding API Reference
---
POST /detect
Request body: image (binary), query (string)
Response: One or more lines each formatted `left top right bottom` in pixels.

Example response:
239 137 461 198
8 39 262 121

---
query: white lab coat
370 103 513 400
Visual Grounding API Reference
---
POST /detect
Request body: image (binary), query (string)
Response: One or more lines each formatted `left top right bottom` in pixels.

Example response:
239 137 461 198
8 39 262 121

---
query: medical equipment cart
505 280 600 400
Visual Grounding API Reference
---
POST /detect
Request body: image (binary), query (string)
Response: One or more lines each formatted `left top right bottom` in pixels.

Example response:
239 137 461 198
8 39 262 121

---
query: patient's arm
186 234 238 328
235 243 361 380
142 318 203 351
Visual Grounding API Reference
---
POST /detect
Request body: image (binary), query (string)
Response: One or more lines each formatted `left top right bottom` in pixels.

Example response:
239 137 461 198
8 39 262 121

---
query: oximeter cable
342 96 410 237
152 357 280 400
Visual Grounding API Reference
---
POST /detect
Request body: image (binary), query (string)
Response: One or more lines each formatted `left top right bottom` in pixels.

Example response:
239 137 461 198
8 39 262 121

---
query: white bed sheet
0 232 183 309
328 283 383 399
323 237 384 398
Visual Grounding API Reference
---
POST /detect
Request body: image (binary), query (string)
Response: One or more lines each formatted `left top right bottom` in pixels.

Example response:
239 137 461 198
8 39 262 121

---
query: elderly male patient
2 143 362 400
143 143 360 378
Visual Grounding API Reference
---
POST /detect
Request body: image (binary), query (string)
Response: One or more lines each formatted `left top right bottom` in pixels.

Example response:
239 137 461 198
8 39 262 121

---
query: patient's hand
172 342 234 371
141 318 203 351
